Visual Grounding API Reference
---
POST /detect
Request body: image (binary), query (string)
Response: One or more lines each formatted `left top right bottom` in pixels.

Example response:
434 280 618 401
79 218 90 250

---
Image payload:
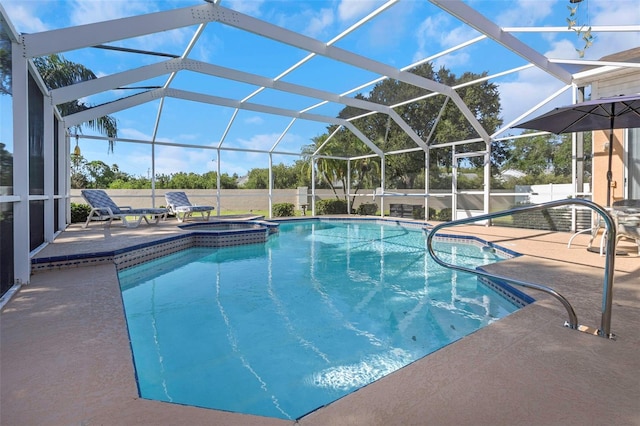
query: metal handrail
425 198 616 339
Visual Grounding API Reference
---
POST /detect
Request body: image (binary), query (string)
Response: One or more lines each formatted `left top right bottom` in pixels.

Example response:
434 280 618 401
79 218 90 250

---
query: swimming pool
118 220 521 420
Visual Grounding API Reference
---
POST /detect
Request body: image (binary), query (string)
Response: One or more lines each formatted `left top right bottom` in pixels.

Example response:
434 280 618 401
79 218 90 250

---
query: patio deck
1 217 639 425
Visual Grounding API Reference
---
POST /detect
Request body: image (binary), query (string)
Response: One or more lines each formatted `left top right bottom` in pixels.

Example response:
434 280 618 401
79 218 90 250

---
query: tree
70 153 89 189
242 168 269 189
219 172 239 189
0 143 12 186
302 134 349 199
504 131 555 176
0 27 11 96
241 163 310 189
290 159 312 188
33 54 118 151
552 132 592 179
272 164 298 189
85 160 115 188
301 130 379 203
324 62 504 189
503 130 590 183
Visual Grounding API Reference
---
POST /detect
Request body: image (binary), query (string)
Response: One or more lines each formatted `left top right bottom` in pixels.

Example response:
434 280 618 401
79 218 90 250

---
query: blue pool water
118 220 520 420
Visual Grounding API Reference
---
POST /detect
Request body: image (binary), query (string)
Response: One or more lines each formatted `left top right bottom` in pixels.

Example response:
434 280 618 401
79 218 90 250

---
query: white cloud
193 33 224 63
113 127 216 175
3 2 48 33
414 15 447 60
414 16 478 66
153 145 216 175
589 0 639 26
113 128 297 177
416 15 480 50
544 38 581 61
496 66 571 134
175 133 200 141
244 116 265 125
432 52 471 70
305 8 334 38
578 0 640 60
119 127 156 141
217 156 254 176
364 2 415 52
236 132 279 150
211 132 304 175
68 0 153 26
442 25 481 49
225 0 265 16
495 0 554 27
337 0 383 22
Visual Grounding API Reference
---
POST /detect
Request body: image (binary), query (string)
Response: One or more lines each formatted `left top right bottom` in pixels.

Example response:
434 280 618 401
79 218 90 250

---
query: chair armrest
89 207 116 217
118 206 133 211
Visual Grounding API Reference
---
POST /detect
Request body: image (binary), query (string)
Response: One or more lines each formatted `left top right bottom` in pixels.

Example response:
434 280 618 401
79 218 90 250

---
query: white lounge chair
81 189 168 228
611 199 640 255
164 192 214 222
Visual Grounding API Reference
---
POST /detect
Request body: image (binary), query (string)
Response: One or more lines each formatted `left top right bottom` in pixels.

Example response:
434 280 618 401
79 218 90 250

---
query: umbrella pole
605 107 615 207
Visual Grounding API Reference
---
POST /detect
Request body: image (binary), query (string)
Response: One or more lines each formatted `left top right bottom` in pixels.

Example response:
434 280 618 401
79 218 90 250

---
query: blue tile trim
30 227 273 273
477 270 537 307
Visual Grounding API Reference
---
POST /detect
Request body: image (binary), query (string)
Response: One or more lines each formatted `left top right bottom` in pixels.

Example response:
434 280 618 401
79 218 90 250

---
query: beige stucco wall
585 49 640 205
71 188 522 216
71 189 304 213
70 189 458 214
592 128 626 206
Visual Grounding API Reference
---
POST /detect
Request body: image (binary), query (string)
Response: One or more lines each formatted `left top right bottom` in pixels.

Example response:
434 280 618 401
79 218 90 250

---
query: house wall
592 128 626 206
586 59 640 205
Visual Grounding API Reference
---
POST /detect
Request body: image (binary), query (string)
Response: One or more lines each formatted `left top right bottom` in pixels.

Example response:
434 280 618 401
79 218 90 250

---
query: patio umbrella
515 94 640 206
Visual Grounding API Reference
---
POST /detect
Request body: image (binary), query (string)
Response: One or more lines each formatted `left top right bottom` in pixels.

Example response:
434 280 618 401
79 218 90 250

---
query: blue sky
2 0 639 178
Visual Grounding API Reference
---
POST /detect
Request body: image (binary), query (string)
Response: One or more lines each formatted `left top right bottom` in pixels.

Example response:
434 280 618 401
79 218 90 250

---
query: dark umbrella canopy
515 94 640 206
515 94 640 134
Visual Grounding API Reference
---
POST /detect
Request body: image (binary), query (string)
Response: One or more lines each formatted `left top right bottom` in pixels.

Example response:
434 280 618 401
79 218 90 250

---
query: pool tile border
477 274 535 307
433 233 522 259
31 227 272 273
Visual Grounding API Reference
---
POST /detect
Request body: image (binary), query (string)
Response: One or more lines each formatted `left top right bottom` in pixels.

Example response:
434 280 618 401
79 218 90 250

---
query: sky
1 0 639 178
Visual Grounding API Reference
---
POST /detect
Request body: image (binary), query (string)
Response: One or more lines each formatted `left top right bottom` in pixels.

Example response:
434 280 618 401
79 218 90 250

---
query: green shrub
272 202 294 217
316 199 348 215
412 206 425 220
435 208 452 221
71 203 92 223
427 207 436 220
356 203 378 216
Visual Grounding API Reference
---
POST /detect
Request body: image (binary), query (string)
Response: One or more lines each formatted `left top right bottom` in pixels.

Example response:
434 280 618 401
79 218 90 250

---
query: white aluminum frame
3 0 638 291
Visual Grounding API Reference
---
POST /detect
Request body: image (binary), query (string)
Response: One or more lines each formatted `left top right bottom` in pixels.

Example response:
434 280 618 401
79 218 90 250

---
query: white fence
515 183 591 204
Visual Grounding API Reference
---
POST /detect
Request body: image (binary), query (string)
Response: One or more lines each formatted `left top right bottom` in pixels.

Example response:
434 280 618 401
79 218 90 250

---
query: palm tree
303 130 379 203
33 54 118 151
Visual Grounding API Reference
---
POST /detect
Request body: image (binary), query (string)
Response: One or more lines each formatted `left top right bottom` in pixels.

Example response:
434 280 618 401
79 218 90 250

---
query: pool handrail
425 198 616 339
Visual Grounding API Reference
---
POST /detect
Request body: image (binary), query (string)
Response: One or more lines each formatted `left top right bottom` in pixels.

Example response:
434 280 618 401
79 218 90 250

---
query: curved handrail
426 198 616 338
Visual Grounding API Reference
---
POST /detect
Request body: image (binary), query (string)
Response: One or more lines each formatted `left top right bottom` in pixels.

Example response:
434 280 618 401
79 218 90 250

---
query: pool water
118 220 520 420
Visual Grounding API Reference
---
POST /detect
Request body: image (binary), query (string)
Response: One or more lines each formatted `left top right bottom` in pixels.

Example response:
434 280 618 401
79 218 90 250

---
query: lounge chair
164 191 215 222
81 189 168 228
611 199 640 255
